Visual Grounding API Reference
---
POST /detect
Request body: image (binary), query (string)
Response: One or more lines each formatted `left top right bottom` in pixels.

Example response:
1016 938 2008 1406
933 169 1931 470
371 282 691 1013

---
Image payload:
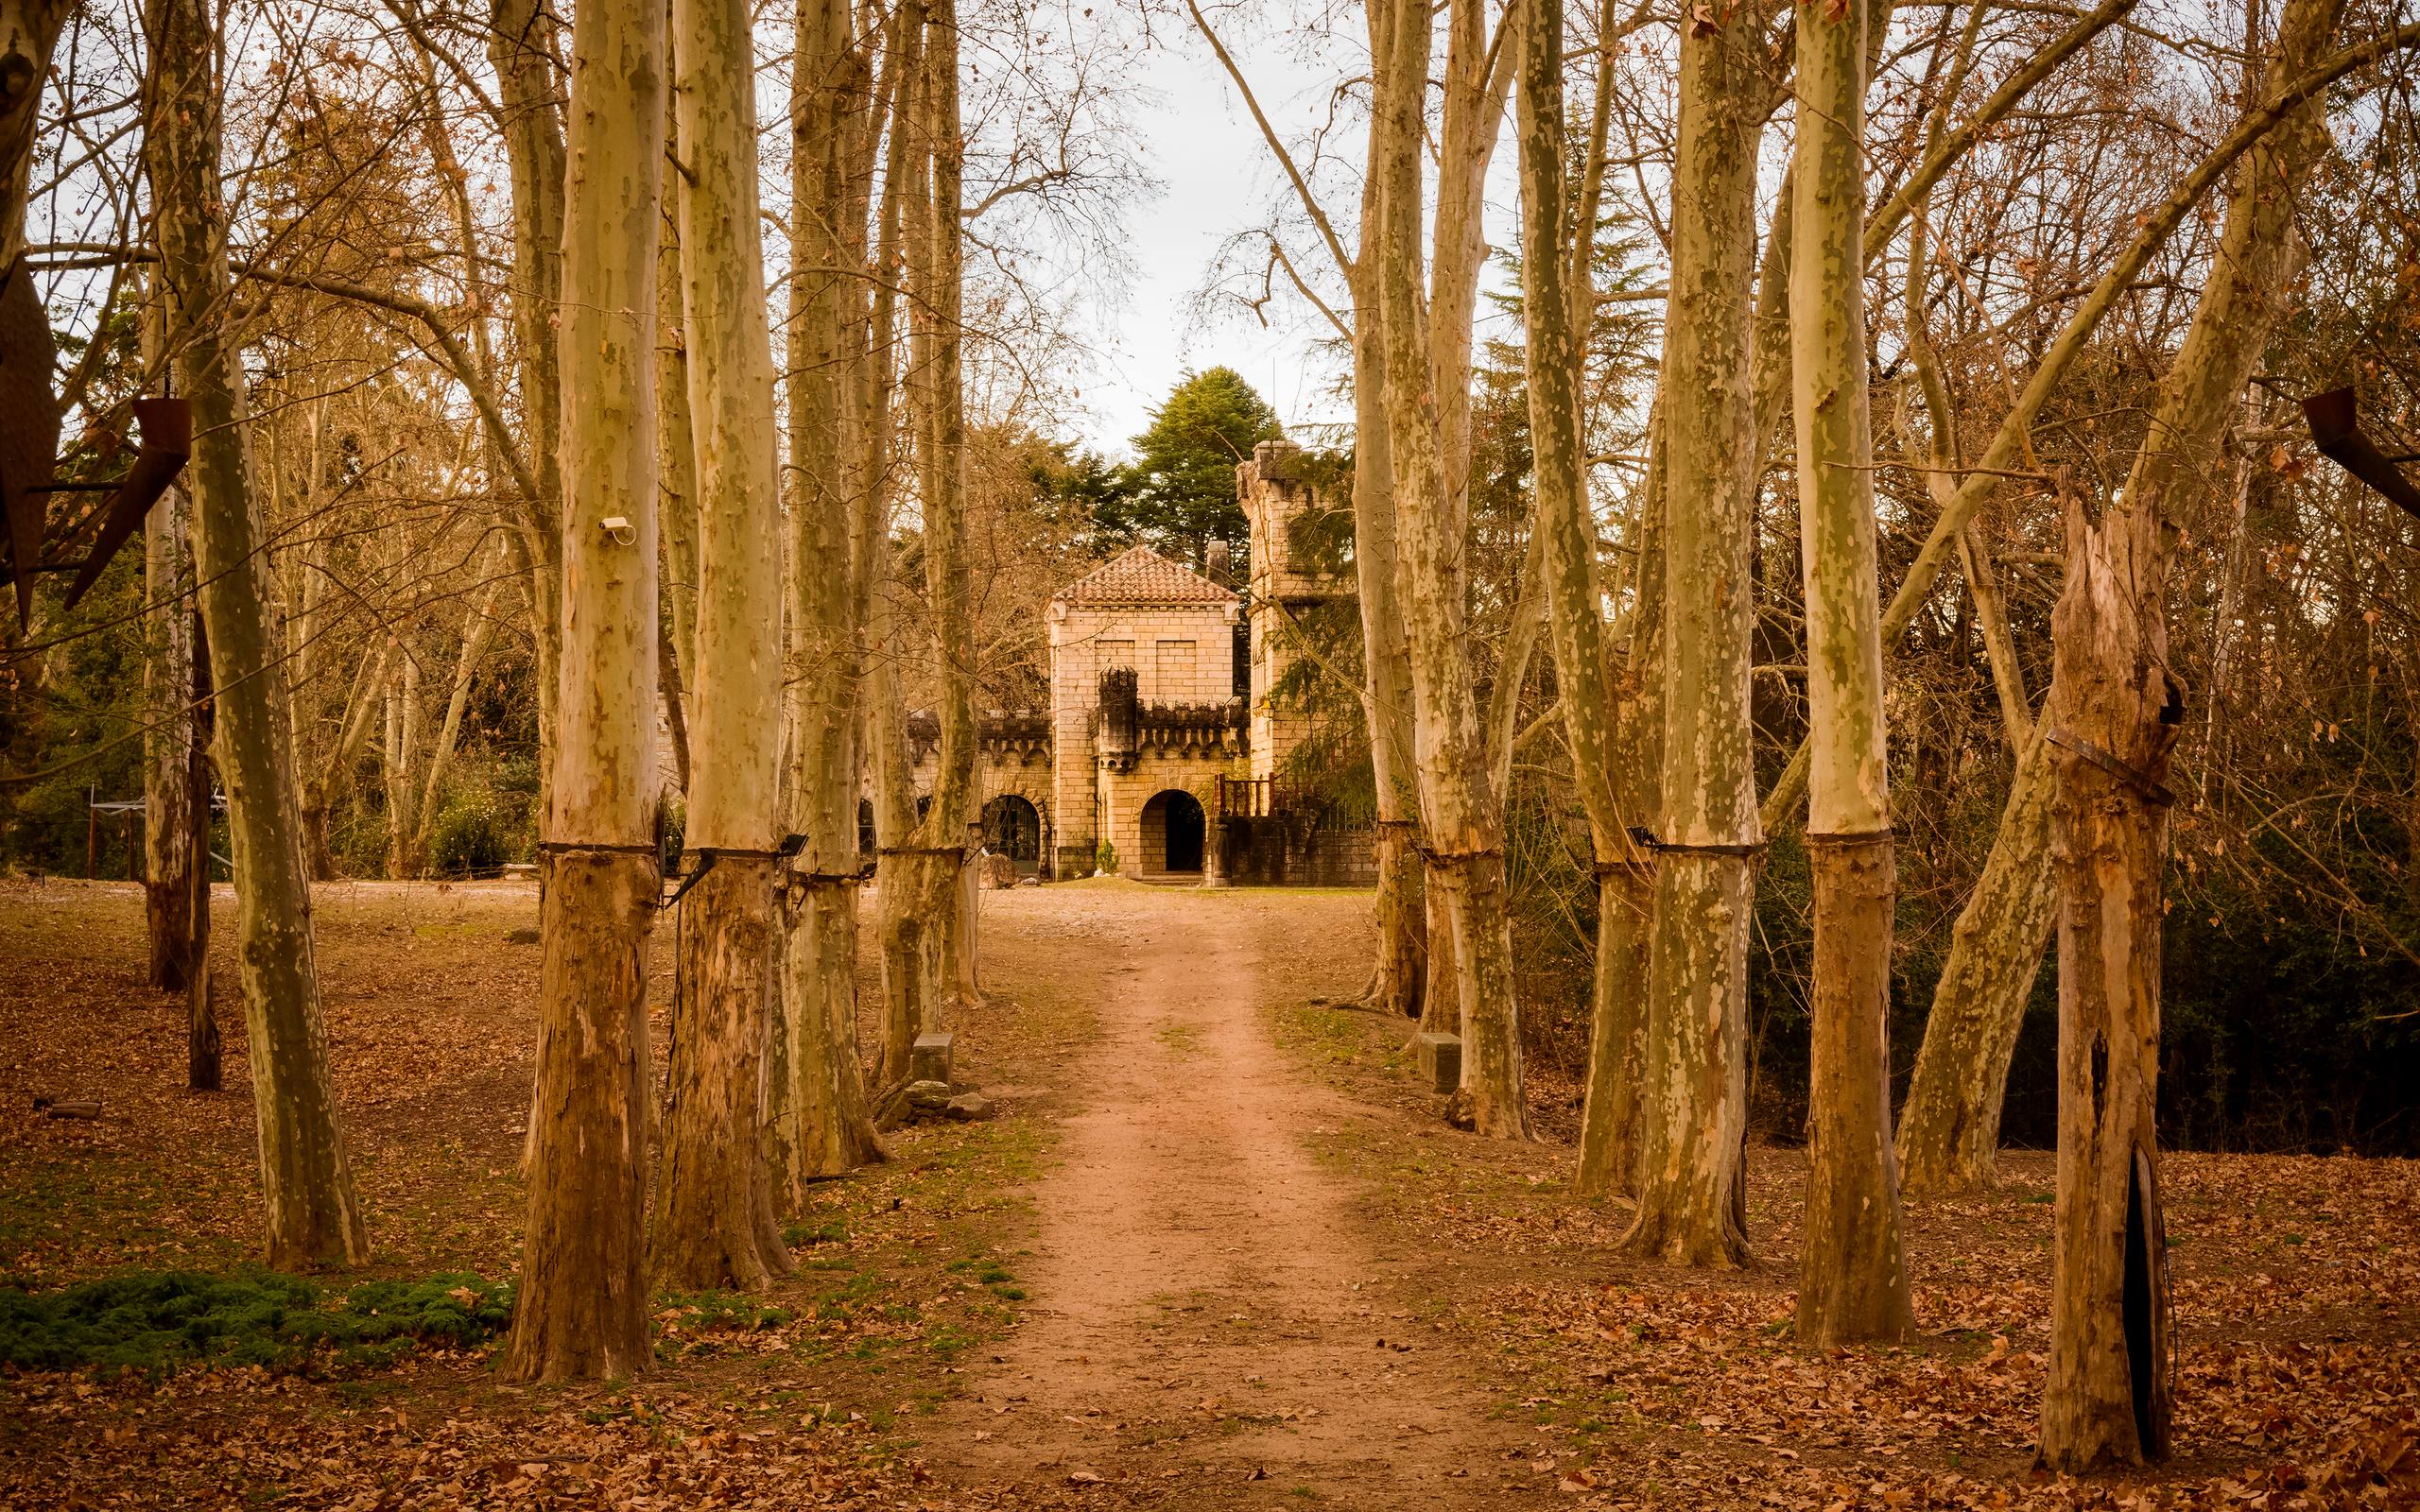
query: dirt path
932 885 1523 1508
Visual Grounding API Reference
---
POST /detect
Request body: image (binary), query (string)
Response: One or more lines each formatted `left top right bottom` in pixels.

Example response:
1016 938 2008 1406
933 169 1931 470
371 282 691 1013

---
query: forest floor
1 876 2416 1510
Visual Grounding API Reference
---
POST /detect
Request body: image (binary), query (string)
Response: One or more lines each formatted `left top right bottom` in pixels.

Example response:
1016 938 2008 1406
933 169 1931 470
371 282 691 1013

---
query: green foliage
1096 839 1118 874
0 550 151 878
1093 367 1283 567
0 1268 513 1378
426 782 510 877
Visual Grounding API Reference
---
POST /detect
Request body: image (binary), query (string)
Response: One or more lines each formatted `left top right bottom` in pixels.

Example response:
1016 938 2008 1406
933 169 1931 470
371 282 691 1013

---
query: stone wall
1046 596 1239 874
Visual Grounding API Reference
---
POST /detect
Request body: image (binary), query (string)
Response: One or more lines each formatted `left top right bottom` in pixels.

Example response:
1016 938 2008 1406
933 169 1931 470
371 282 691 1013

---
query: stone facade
894 439 1375 885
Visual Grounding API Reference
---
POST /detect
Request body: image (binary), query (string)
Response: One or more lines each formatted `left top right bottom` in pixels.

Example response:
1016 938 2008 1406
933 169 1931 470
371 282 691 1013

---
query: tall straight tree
487 0 566 788
1788 0 1915 1344
145 0 368 1268
1513 0 1657 1196
1183 0 1426 1021
143 482 199 995
1625 0 1771 1264
648 0 794 1292
2038 0 2339 1465
778 0 887 1183
507 0 664 1381
870 0 978 1086
1349 188 1425 1023
1369 0 1529 1139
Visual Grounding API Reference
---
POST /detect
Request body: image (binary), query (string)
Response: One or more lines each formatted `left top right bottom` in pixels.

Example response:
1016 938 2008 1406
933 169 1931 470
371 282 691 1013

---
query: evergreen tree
1097 367 1281 566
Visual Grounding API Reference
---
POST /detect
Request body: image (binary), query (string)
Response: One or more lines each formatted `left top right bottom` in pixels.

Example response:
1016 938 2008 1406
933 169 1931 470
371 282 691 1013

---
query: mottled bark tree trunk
873 0 979 1085
1624 0 1769 1265
1897 726 2055 1194
655 184 699 799
0 0 68 281
146 0 367 1268
1513 0 1655 1195
487 0 567 801
382 650 423 878
648 0 796 1293
2039 0 2336 1465
773 0 887 1188
1371 0 1528 1140
1347 14 1426 1025
1789 0 1914 1344
507 0 665 1381
145 482 199 993
185 609 220 1091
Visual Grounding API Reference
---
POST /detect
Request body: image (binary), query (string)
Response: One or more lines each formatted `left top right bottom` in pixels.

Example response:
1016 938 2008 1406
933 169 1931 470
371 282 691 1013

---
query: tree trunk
1625 0 1769 1265
1512 0 1654 1193
2039 0 2336 1464
861 1 924 1091
145 482 199 993
1788 0 1914 1345
1371 0 1527 1140
774 0 890 1187
146 0 367 1269
1897 726 2056 1194
648 0 794 1294
186 609 220 1091
0 0 70 278
874 0 978 1083
1347 72 1424 1022
413 570 505 865
382 650 423 879
508 0 665 1381
654 181 697 799
487 0 567 809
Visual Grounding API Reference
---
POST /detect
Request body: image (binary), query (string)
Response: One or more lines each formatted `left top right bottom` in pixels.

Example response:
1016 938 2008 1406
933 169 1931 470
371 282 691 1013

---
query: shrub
427 784 510 877
0 1268 514 1378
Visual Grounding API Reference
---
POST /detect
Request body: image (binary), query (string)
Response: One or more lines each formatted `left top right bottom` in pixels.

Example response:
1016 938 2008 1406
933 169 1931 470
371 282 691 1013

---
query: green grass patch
0 1268 513 1378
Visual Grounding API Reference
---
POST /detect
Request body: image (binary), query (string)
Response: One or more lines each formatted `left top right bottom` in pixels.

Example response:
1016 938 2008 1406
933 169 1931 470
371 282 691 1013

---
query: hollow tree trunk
774 0 886 1188
648 0 795 1293
2039 0 2336 1463
146 0 365 1267
1625 0 1770 1264
1371 0 1527 1140
145 481 199 993
1788 0 1913 1344
507 0 664 1381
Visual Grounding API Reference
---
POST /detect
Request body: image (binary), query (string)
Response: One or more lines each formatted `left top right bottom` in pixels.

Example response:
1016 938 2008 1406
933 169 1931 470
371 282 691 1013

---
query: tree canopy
1089 367 1282 568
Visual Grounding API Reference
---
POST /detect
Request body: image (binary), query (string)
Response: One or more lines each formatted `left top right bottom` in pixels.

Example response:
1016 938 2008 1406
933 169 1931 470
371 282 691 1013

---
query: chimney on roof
1203 540 1234 586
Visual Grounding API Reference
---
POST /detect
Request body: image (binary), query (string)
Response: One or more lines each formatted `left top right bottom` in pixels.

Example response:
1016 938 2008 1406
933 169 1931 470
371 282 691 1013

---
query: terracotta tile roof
1054 544 1237 607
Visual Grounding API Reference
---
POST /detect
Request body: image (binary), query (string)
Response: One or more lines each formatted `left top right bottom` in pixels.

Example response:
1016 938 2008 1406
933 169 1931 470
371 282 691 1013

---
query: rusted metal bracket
2303 387 2420 523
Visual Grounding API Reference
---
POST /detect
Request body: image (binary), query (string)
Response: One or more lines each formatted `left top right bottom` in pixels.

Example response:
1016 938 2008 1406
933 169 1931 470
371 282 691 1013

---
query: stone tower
1236 439 1348 782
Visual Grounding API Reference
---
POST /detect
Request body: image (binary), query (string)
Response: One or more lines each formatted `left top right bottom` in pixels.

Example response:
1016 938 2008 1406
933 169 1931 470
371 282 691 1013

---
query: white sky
1073 18 1360 459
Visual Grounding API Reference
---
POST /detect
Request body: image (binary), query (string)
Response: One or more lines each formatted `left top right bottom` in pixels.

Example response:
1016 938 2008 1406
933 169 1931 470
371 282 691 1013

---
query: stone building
899 439 1374 885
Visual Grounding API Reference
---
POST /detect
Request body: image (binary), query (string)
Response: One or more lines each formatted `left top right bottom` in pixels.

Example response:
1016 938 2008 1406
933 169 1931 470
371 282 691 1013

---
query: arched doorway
982 794 1043 876
1141 789 1205 874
